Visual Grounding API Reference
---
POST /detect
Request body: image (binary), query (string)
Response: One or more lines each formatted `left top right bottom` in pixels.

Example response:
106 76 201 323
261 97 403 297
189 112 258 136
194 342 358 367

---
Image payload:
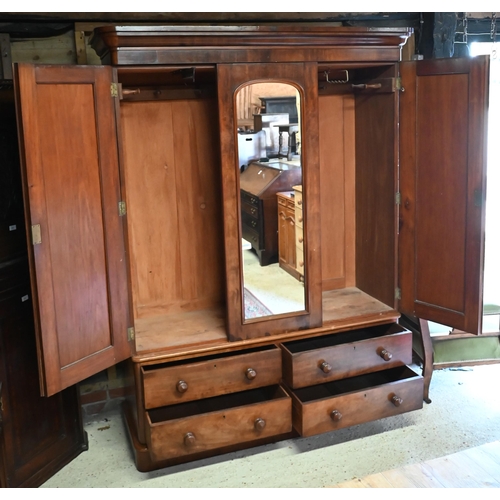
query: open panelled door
399 56 489 334
14 64 132 396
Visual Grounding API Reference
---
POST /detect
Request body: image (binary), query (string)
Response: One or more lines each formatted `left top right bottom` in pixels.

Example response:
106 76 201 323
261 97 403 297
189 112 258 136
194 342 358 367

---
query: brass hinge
395 192 401 205
395 77 404 92
127 327 135 342
118 201 126 216
111 82 119 98
31 224 41 245
395 287 401 300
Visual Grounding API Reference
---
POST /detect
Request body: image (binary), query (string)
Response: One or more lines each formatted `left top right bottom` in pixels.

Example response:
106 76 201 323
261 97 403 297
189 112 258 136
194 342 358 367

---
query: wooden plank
74 30 87 65
382 464 445 487
333 441 500 488
322 287 397 324
119 99 224 319
333 478 370 488
479 441 500 460
361 473 393 487
462 446 500 483
318 94 346 290
422 453 500 488
11 32 77 65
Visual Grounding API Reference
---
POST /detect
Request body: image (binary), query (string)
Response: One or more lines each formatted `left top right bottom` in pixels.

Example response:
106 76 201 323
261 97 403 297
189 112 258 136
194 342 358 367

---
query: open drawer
290 366 423 437
281 323 412 388
145 385 292 461
141 345 282 409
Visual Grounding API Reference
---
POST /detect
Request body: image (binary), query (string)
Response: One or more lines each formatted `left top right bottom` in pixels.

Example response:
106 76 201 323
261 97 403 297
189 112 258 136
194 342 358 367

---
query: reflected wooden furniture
277 189 304 282
277 191 297 278
240 161 302 265
293 185 304 281
11 25 489 473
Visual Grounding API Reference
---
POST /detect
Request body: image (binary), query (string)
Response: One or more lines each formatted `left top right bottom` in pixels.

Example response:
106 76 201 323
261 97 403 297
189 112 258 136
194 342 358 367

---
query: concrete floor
41 363 500 488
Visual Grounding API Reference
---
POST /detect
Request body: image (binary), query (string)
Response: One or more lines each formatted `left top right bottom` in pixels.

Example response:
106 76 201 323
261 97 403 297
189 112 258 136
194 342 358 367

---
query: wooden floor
333 441 500 488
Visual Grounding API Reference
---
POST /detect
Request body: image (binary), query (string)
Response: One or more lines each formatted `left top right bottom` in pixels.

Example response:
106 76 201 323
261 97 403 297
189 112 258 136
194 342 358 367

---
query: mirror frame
218 62 322 341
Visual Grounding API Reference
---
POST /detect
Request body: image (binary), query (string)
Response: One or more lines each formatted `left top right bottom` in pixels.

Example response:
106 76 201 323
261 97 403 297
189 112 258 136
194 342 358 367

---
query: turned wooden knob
297 199 302 206
299 261 304 267
330 410 343 422
391 395 403 407
298 236 304 243
319 361 332 373
298 216 303 223
176 380 188 393
379 349 393 361
254 418 266 430
184 432 196 446
245 368 257 380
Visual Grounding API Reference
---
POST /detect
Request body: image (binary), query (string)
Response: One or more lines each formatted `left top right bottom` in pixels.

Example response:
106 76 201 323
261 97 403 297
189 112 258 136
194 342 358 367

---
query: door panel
14 64 131 395
217 63 322 341
399 57 489 334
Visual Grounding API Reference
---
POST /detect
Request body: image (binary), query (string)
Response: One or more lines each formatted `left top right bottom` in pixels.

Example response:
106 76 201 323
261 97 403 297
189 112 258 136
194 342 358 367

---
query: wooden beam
0 33 12 80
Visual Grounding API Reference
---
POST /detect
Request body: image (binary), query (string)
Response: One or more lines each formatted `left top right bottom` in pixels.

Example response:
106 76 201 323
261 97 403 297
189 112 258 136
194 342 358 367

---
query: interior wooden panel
398 62 417 317
36 84 111 366
414 74 468 312
354 91 397 308
119 99 224 319
318 94 356 290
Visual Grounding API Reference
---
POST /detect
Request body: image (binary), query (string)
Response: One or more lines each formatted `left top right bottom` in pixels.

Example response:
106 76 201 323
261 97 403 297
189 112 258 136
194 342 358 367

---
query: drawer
294 189 303 208
295 225 304 249
146 385 292 461
241 201 259 218
295 206 303 229
281 323 412 388
241 191 259 206
295 246 304 272
290 366 423 437
242 225 260 249
141 345 282 409
241 212 260 233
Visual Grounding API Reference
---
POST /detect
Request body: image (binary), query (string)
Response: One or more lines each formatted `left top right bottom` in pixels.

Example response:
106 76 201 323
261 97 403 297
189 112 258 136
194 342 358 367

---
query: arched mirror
236 82 306 320
217 63 322 341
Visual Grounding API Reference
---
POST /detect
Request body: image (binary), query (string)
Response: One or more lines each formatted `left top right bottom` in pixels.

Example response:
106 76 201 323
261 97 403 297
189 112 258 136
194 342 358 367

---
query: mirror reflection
236 82 306 321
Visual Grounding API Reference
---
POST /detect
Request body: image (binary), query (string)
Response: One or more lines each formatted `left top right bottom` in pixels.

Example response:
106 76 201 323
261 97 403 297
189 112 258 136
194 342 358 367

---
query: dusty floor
41 363 500 488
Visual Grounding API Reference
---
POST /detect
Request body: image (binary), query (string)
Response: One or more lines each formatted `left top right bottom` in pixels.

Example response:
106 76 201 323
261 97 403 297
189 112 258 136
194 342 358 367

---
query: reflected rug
244 288 272 318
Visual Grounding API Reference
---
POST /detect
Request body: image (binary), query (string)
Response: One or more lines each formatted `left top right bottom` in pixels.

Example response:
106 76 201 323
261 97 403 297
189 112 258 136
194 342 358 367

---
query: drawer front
294 189 303 209
146 386 292 461
295 206 303 229
241 201 259 218
241 191 259 206
242 212 260 233
291 367 423 437
295 246 304 273
281 324 412 388
142 346 282 409
242 224 261 249
295 225 304 249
